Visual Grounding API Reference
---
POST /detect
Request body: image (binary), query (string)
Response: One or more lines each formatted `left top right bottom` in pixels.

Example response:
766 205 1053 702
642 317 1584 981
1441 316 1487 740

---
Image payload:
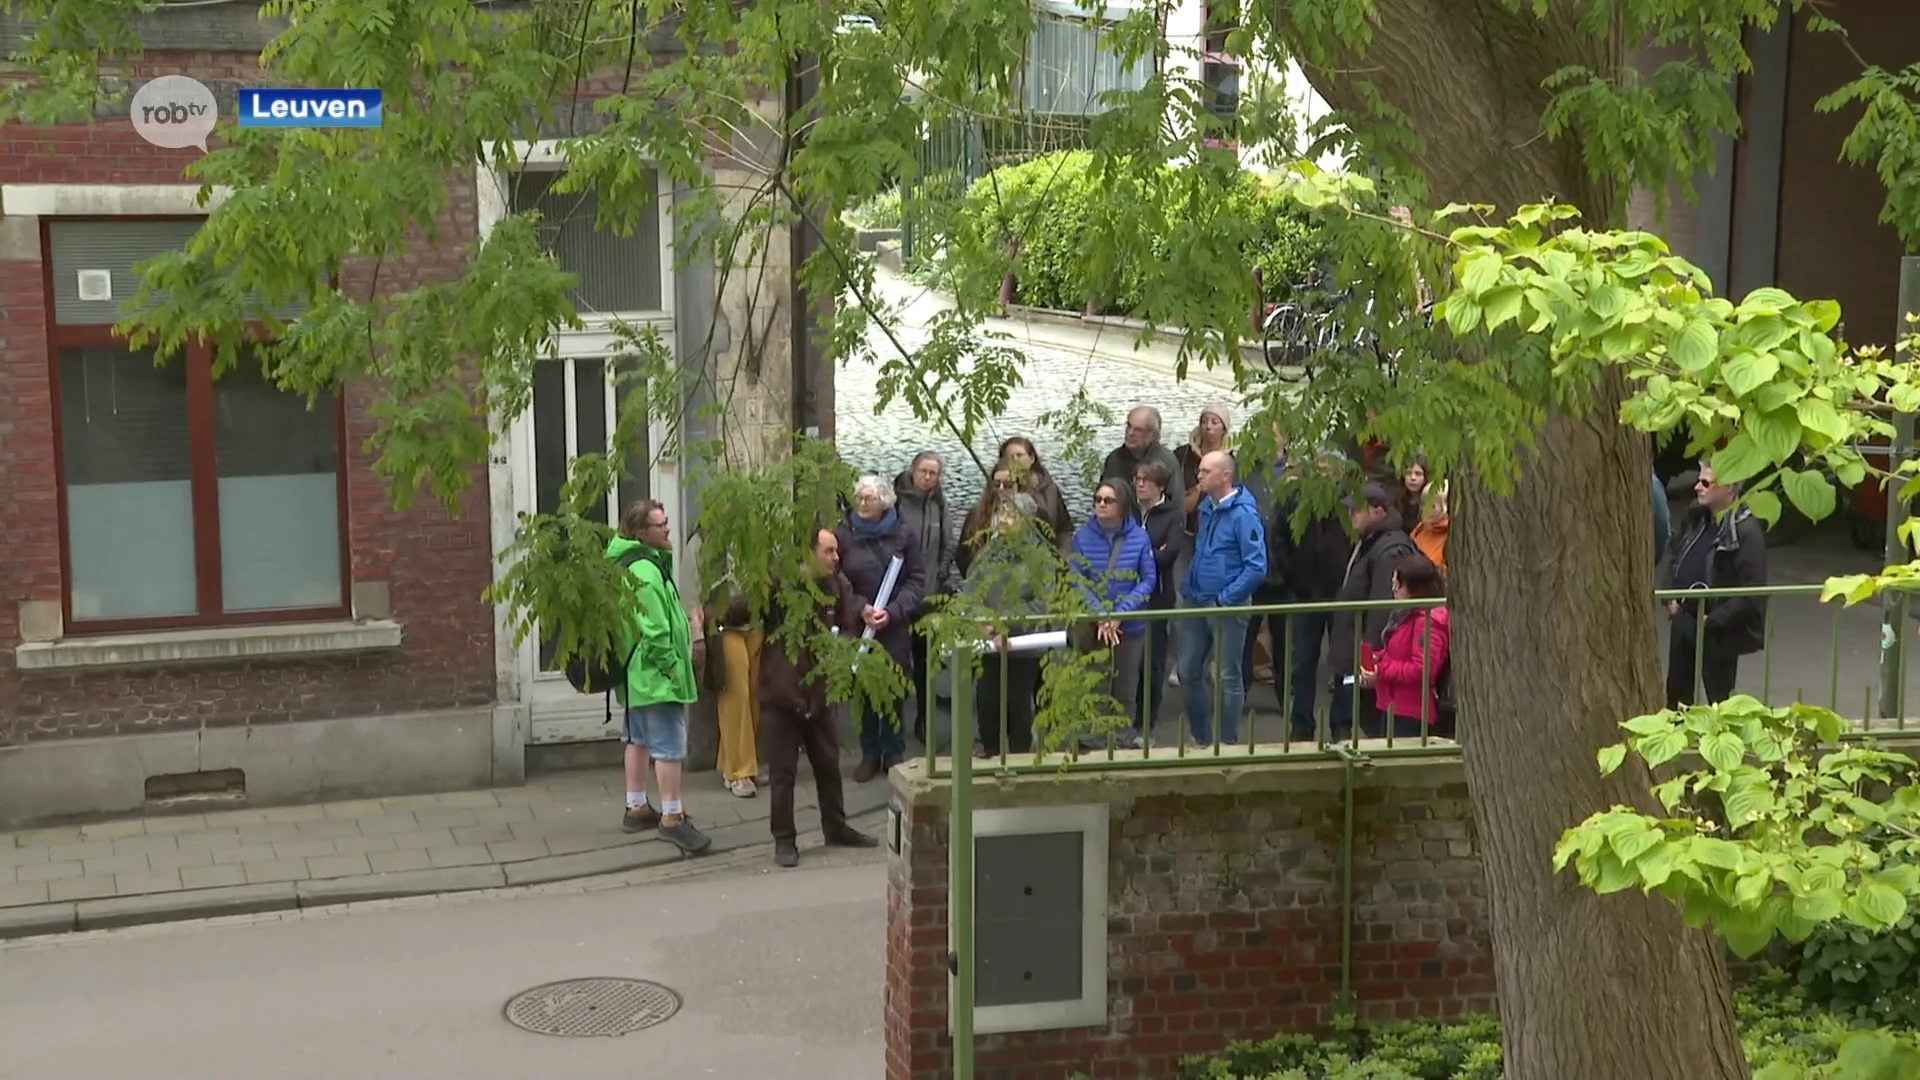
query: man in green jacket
611 500 711 854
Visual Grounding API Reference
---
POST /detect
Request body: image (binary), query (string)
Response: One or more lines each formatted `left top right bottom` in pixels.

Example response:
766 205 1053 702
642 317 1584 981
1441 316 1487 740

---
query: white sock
662 797 683 816
626 791 647 809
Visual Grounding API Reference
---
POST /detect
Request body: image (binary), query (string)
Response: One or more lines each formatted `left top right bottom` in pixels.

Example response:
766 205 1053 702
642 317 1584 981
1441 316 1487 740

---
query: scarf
848 506 899 537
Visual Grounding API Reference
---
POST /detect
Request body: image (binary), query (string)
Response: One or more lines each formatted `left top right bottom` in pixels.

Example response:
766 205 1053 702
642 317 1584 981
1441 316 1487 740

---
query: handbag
701 627 727 694
1071 536 1125 652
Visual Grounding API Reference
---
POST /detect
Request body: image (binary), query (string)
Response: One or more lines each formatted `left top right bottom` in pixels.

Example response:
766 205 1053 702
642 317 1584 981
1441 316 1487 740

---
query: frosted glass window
58 346 198 620
212 359 343 612
509 169 663 314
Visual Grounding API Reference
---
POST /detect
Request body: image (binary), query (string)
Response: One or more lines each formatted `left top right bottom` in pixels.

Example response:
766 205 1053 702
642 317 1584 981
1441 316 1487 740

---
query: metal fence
920 583 1920 780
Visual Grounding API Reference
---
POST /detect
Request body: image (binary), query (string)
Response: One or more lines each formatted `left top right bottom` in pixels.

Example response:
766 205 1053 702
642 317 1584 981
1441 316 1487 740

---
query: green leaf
1743 489 1783 526
1671 318 1719 373
1722 349 1780 396
1596 743 1627 776
1443 294 1483 335
1693 836 1746 870
1459 251 1502 295
1781 468 1838 522
1710 433 1771 485
1699 730 1745 771
1748 406 1802 464
1795 397 1849 444
1622 714 1674 736
1638 728 1688 767
1482 286 1524 329
1724 782 1772 827
1793 889 1844 922
1822 573 1882 606
1858 881 1910 928
1716 905 1776 957
1805 298 1843 332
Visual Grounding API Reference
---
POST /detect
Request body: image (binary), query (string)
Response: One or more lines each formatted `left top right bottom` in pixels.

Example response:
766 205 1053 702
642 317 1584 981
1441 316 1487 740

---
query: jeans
1135 619 1172 738
621 703 688 760
1176 611 1250 745
1288 609 1332 742
857 698 907 763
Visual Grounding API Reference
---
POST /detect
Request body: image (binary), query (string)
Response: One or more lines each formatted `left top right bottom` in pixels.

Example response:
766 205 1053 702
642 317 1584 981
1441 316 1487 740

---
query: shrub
946 150 1324 317
846 187 903 230
1792 913 1920 1029
1175 973 1920 1080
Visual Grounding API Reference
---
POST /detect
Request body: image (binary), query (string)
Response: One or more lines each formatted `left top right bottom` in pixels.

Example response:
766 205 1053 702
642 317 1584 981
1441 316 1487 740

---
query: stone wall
885 756 1495 1080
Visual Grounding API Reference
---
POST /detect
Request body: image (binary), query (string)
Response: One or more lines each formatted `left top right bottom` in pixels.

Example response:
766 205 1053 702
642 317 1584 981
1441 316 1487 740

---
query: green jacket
607 536 697 708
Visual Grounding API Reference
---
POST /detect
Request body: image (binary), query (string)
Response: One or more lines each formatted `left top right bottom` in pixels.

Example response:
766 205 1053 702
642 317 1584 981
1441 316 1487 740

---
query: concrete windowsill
13 620 404 676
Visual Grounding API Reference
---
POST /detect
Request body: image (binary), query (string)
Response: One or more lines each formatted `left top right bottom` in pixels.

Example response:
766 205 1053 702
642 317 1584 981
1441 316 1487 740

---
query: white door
511 338 679 746
478 144 680 746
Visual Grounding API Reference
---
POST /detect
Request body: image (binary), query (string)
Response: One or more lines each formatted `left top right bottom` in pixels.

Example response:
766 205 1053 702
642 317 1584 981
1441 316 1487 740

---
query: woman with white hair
834 474 928 781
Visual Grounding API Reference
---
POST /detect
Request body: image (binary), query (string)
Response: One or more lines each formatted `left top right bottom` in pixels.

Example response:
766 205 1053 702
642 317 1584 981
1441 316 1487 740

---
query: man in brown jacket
759 528 881 868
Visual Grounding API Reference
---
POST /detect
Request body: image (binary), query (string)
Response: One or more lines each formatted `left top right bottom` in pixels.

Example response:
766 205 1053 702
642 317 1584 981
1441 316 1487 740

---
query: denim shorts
622 703 688 761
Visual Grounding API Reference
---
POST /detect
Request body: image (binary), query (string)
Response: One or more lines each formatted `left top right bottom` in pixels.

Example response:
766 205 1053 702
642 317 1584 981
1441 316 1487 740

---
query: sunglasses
1094 494 1118 505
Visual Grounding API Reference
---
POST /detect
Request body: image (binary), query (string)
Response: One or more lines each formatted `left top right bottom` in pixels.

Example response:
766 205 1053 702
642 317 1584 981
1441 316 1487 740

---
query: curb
0 781 895 941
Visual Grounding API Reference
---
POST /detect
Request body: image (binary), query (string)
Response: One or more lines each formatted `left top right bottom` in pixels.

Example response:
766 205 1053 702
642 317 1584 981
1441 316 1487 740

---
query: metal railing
925 582 1918 1079
918 582 1918 779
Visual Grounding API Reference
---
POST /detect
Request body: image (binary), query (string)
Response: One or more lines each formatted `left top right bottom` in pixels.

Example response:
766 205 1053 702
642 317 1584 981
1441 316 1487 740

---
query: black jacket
1327 511 1416 676
1137 493 1185 610
1270 486 1356 601
893 471 953 595
834 511 928 671
1663 504 1768 655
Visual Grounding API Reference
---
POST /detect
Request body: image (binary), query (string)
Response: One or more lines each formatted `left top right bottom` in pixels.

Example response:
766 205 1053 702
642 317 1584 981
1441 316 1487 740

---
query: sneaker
774 841 800 868
658 813 712 853
622 804 661 833
824 827 879 849
727 777 757 798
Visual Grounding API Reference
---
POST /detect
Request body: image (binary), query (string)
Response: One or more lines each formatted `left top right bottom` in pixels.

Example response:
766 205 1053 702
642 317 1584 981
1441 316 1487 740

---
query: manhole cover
502 977 682 1038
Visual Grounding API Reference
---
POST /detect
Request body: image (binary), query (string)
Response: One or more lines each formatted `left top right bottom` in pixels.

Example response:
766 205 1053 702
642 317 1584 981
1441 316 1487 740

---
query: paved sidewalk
0 763 892 939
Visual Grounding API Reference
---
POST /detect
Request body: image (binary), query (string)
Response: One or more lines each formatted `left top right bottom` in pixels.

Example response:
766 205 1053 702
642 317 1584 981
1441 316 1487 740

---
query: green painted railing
926 582 1916 1077
920 583 1918 781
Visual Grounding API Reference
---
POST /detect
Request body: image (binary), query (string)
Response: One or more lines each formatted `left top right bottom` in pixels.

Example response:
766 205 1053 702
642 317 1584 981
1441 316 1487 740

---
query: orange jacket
1411 516 1448 572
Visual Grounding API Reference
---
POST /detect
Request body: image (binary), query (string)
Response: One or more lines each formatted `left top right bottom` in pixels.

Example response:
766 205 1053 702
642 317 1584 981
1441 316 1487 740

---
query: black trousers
1666 619 1739 708
763 706 849 844
909 629 933 743
976 653 1041 756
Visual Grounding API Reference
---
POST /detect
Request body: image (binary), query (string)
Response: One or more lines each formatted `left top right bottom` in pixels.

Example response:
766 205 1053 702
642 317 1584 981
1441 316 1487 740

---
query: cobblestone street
838 271 1241 514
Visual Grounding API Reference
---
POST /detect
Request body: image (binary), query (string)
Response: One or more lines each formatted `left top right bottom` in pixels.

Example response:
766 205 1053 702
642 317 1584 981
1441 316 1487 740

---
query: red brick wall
0 52 496 746
886 771 1496 1080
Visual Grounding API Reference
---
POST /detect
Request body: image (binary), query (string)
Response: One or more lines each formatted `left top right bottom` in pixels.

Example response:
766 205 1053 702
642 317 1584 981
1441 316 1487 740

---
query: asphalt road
0 840 889 1080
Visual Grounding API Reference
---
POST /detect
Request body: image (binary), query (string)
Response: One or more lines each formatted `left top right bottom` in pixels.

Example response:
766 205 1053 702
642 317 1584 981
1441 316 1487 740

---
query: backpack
563 548 648 723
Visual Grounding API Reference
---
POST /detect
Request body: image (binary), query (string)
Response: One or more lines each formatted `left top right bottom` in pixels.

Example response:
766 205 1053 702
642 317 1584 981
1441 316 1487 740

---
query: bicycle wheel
1260 303 1313 382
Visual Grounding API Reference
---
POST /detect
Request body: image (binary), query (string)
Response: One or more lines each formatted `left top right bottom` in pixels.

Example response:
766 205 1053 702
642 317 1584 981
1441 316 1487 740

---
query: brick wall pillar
884 756 1496 1080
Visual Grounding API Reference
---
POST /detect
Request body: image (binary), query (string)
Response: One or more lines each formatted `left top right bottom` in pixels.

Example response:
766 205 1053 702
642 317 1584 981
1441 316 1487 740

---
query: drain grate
502 977 683 1038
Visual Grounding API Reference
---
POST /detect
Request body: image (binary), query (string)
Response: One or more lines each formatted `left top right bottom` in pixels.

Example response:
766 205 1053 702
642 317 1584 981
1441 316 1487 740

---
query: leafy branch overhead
1557 697 1920 961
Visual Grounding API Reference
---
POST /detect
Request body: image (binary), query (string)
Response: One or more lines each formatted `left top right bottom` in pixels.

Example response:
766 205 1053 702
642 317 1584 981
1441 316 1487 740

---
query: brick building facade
884 758 1495 1080
0 7 820 823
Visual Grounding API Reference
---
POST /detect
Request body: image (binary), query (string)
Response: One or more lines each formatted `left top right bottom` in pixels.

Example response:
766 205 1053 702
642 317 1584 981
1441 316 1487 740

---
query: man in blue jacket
1178 450 1268 745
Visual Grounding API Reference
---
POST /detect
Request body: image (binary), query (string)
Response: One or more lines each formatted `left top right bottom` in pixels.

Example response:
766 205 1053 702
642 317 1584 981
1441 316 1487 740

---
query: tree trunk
1289 3 1750 1077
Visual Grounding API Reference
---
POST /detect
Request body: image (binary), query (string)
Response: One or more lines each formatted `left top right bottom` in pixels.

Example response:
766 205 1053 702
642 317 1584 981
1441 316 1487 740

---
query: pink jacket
1374 607 1450 725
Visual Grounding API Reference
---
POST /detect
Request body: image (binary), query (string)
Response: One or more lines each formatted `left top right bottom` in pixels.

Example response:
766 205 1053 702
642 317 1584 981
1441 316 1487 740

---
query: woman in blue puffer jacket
1068 480 1158 748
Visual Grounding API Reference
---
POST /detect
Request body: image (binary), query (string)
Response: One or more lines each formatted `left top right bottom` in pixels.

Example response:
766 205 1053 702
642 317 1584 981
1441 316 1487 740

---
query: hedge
948 150 1322 317
1175 972 1916 1079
